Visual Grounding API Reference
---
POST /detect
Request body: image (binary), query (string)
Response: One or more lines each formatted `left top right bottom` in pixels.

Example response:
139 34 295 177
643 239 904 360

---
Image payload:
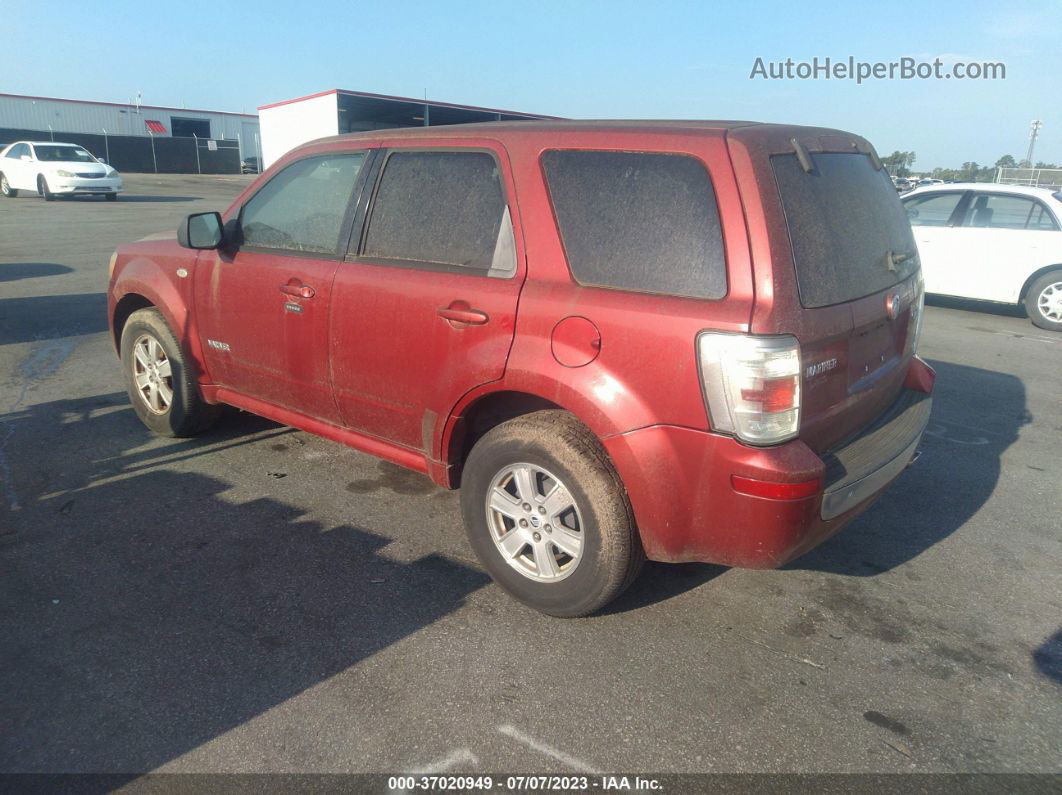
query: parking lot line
496 725 600 774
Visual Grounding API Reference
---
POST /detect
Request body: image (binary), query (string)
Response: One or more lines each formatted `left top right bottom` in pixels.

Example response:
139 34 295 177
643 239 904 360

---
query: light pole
1024 120 1043 168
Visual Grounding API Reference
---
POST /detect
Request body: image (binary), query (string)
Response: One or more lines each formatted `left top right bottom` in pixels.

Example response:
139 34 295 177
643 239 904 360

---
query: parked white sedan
902 183 1062 330
0 141 122 201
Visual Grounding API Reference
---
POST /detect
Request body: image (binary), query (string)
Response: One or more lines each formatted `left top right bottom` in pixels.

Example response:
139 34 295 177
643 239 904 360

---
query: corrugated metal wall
0 94 258 150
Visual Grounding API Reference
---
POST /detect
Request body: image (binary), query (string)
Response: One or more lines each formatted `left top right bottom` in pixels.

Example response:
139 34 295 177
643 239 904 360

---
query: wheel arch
109 268 204 397
442 390 567 488
1019 264 1062 301
111 293 155 353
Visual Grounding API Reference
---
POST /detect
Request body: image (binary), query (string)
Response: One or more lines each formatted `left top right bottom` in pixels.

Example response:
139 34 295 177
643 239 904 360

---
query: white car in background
902 183 1062 330
0 141 122 201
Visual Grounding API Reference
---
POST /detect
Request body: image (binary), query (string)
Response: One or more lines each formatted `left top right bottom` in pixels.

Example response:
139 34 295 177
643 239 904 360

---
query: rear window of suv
772 152 918 308
541 150 727 300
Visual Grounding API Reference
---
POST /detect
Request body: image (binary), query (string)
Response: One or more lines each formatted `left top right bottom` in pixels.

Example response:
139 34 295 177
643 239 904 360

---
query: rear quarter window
772 152 918 308
541 150 727 300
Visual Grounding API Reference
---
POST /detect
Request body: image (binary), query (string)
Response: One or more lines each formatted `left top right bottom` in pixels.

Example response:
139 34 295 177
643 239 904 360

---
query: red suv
108 121 934 616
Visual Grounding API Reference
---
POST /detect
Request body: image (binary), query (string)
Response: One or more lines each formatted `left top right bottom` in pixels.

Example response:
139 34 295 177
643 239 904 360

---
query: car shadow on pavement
1033 629 1062 685
792 358 1027 576
0 262 73 282
108 194 201 203
0 293 109 345
0 392 490 776
926 294 1027 319
48 194 200 203
602 561 727 614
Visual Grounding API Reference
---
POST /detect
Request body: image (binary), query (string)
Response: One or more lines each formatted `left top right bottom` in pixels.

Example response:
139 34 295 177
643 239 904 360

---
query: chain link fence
0 127 241 174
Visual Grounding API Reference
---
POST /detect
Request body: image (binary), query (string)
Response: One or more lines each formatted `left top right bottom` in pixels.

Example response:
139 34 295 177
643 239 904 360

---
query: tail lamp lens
908 273 925 354
697 332 802 445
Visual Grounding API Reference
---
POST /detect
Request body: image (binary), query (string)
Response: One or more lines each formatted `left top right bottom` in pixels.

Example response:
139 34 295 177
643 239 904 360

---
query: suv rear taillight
697 332 802 445
908 273 925 354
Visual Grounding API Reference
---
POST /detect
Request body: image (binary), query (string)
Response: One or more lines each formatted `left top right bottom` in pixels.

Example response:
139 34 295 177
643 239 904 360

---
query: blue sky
6 0 1061 169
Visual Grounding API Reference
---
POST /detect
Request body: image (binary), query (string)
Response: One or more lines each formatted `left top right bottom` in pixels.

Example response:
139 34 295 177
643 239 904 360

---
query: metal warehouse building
258 89 557 168
0 92 260 173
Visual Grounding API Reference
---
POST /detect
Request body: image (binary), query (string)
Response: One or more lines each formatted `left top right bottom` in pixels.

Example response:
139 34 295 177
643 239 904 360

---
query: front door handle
437 302 489 327
279 279 315 299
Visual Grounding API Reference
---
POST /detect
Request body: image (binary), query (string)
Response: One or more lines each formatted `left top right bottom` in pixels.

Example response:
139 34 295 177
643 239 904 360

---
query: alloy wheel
485 462 584 582
131 334 174 414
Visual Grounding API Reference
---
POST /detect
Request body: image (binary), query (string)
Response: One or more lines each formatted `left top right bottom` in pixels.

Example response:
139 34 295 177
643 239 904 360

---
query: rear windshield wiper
884 249 916 272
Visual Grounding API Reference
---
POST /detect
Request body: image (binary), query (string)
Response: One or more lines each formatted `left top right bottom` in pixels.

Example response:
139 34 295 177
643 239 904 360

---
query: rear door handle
437 303 489 326
279 279 315 299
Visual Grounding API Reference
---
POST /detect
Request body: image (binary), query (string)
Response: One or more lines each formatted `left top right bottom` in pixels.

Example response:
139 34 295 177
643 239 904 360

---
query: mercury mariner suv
107 121 934 616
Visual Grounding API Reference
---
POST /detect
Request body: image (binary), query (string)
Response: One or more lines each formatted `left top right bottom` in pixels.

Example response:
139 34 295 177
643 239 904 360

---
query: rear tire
1025 270 1062 331
0 173 16 197
460 410 644 617
120 308 221 437
38 175 54 201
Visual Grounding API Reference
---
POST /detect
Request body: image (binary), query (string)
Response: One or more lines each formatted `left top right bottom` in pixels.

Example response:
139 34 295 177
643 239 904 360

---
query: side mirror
178 212 224 250
97 157 107 164
20 155 31 162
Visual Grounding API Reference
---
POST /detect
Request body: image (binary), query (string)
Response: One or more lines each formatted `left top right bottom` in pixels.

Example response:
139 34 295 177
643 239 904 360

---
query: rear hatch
728 125 922 454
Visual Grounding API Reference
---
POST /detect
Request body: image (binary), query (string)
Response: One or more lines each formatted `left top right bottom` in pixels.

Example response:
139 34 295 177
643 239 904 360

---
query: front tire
1025 271 1062 331
120 308 220 437
0 172 17 197
38 175 54 201
460 410 644 617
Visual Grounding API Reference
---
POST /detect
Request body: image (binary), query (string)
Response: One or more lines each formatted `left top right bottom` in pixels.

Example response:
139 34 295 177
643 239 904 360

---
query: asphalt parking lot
1 174 1059 776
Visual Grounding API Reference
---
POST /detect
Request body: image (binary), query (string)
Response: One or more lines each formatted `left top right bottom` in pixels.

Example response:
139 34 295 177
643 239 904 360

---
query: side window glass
542 150 727 299
361 151 510 275
240 153 365 254
902 193 964 227
960 194 1043 230
1028 203 1060 231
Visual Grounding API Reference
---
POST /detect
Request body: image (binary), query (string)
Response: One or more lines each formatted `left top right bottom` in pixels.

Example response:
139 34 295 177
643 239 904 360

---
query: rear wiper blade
884 249 916 272
790 138 815 173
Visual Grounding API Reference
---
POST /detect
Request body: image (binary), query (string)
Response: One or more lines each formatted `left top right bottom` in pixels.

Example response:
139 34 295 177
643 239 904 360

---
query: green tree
960 161 982 181
882 150 916 177
995 155 1017 168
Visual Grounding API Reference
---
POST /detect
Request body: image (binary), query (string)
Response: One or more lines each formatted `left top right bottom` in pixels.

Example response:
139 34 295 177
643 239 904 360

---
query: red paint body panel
550 316 601 368
329 136 524 452
726 125 919 453
330 259 521 449
193 249 342 422
108 121 935 572
216 388 427 473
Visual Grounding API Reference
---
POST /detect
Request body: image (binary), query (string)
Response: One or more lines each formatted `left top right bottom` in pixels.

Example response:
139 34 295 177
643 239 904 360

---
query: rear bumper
603 356 934 567
820 387 931 519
